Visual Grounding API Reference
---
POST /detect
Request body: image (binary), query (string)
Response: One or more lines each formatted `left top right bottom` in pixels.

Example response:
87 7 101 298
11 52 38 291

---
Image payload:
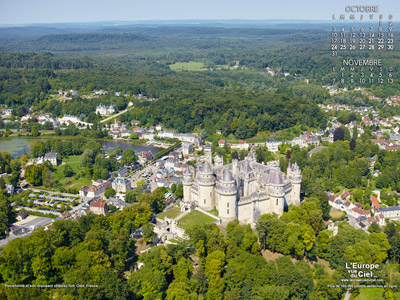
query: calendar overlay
330 5 395 86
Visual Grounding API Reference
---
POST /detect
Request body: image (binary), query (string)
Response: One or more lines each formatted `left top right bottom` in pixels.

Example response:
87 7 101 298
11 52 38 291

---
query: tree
333 127 344 141
121 149 137 166
171 183 177 193
101 169 109 180
231 150 239 160
25 164 48 186
350 138 356 151
142 223 155 243
9 171 20 187
175 183 183 198
130 132 138 140
43 170 55 188
63 165 74 177
31 125 40 137
104 188 116 199
125 190 137 203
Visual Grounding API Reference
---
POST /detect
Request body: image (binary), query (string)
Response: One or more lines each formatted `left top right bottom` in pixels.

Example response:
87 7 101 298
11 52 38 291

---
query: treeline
37 32 151 44
0 53 93 69
129 90 327 138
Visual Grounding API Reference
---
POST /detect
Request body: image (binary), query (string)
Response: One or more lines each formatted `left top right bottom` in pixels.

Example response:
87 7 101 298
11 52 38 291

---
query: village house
376 206 400 220
266 139 280 152
79 181 111 198
112 177 131 193
182 143 194 155
16 210 27 221
138 151 154 165
156 124 163 131
89 199 109 215
44 152 58 166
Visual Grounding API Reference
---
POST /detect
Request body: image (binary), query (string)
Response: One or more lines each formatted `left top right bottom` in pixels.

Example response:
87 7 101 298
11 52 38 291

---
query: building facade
182 151 302 225
112 177 131 193
96 103 115 116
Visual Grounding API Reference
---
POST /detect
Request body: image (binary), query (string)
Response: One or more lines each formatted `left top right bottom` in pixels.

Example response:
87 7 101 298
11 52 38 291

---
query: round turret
183 165 192 184
197 161 216 185
217 167 237 224
216 168 236 194
197 161 216 210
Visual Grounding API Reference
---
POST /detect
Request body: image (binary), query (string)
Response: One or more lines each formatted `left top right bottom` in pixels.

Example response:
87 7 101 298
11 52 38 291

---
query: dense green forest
0 24 399 138
1 193 400 299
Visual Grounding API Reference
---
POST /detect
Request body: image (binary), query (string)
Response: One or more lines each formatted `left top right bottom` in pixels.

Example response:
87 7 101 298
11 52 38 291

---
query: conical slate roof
184 165 191 175
269 169 283 184
222 167 235 182
201 161 212 174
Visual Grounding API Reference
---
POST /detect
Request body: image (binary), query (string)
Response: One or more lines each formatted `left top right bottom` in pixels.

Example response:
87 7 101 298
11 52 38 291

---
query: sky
0 0 399 25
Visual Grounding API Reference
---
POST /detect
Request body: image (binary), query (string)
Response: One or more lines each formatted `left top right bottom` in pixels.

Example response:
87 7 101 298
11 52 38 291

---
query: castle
96 103 115 116
182 150 302 225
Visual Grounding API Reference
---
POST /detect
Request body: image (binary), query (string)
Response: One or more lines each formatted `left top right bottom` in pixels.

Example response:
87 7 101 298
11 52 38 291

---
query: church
182 150 302 225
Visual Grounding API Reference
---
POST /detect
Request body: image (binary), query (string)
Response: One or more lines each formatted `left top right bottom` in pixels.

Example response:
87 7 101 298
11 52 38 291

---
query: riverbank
0 136 164 158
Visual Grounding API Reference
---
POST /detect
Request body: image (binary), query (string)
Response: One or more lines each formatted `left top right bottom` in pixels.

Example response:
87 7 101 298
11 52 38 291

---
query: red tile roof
341 191 350 199
371 195 379 207
90 200 106 208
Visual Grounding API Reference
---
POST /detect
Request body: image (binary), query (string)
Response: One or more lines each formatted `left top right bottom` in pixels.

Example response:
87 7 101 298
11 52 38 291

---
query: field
177 210 217 230
330 209 345 219
169 61 207 71
55 155 91 190
352 288 384 300
157 207 182 220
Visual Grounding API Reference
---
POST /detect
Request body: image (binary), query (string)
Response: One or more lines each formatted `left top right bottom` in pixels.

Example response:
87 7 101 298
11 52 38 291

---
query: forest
1 192 399 300
0 23 398 138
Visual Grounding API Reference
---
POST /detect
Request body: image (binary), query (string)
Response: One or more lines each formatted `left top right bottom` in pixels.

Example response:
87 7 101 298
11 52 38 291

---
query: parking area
20 216 54 230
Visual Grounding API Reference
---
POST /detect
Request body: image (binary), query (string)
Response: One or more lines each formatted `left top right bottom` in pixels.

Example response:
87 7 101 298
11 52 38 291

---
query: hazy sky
0 0 398 25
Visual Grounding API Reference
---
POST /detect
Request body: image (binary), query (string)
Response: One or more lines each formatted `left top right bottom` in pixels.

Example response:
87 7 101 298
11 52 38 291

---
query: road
100 107 135 124
129 163 158 192
344 289 352 300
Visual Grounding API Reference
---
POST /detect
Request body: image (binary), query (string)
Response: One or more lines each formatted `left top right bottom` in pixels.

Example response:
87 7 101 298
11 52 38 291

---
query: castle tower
290 162 302 206
242 160 256 196
216 167 237 224
268 169 285 215
246 148 256 162
182 166 193 203
232 159 238 182
197 161 216 210
214 154 223 167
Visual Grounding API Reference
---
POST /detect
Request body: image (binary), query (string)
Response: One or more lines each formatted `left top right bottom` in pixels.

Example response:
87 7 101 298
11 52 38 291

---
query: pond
0 137 162 158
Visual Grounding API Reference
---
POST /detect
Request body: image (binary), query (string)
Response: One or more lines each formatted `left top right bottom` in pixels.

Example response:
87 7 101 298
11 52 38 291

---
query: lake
0 137 162 158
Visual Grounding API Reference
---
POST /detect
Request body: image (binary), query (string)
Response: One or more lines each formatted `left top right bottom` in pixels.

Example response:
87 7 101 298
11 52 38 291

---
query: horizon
1 0 399 25
1 18 398 28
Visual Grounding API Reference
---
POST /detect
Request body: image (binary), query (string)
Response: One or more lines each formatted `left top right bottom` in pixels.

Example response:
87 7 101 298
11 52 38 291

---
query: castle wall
238 201 253 224
258 198 271 215
291 182 301 206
